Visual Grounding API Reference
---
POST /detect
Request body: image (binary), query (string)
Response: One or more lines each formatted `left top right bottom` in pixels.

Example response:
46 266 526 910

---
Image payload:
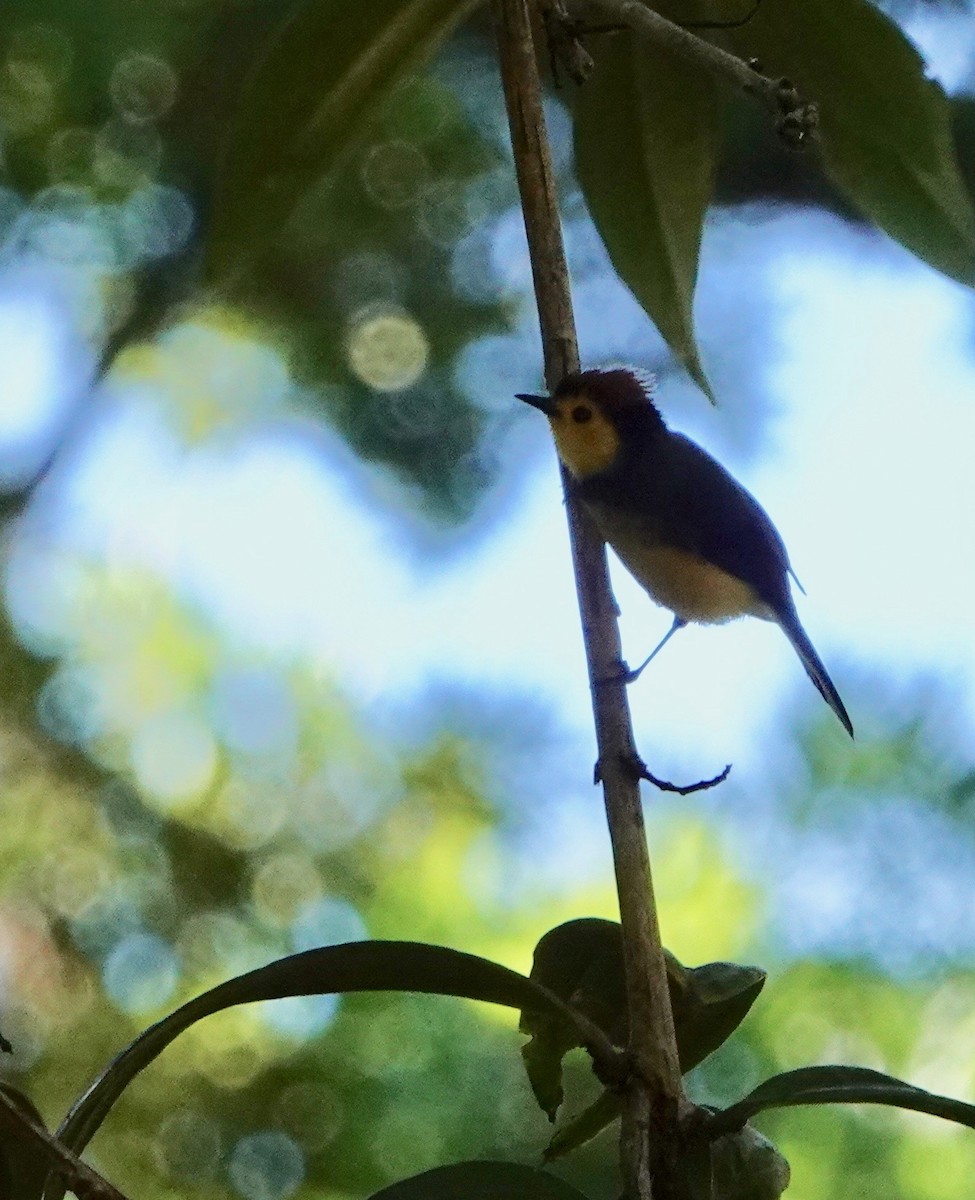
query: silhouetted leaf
728 0 975 284
207 0 473 281
573 27 720 399
706 1064 975 1137
521 1028 571 1124
522 920 632 1039
952 97 975 214
544 1091 620 1162
46 941 606 1200
520 918 631 1118
677 960 766 1074
367 1160 591 1198
521 920 764 1129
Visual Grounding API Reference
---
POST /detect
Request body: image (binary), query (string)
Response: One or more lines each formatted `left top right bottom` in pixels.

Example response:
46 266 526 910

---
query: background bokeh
0 1 974 1197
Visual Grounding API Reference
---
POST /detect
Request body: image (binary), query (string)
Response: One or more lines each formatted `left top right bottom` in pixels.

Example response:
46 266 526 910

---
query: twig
587 0 771 97
581 0 819 144
539 0 595 85
0 1090 130 1200
491 1 687 1196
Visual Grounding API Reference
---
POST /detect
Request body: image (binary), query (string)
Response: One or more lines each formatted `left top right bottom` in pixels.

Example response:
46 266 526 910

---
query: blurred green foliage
1 560 973 1200
0 0 518 521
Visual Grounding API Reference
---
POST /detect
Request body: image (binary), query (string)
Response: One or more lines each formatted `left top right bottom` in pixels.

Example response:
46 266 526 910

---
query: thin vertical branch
491 2 687 1195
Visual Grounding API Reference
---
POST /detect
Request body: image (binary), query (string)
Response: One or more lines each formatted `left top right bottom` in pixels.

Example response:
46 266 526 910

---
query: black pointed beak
515 392 558 417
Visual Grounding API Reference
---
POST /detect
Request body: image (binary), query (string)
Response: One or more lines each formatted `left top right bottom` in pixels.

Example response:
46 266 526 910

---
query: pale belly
597 519 774 625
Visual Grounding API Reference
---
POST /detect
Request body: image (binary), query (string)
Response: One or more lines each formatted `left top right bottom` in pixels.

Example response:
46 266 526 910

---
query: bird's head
516 368 663 478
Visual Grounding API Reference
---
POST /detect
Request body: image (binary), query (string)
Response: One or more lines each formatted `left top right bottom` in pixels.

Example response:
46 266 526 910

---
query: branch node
591 1045 634 1090
538 0 596 86
777 101 819 149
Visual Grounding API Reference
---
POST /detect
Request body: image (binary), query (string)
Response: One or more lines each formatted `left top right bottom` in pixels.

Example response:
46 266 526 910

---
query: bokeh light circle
153 1109 222 1184
290 895 367 953
251 852 321 927
130 709 218 807
102 932 179 1015
274 1082 343 1152
110 53 178 123
228 1131 305 1200
360 140 430 210
120 184 195 261
210 665 297 757
23 186 116 270
47 127 97 186
261 993 340 1041
345 306 429 392
36 664 104 745
94 118 163 188
10 25 72 81
0 59 55 134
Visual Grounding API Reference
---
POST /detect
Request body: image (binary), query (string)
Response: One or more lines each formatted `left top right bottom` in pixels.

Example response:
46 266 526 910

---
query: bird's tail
777 606 854 738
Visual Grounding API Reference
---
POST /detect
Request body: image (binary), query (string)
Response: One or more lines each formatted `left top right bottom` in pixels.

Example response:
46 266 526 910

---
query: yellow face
546 392 622 479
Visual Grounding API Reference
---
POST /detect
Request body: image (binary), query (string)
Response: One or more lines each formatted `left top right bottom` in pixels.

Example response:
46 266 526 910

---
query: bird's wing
637 433 794 612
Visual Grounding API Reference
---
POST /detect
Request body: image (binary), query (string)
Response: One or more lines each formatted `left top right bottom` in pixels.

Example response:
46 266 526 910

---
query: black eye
571 405 592 424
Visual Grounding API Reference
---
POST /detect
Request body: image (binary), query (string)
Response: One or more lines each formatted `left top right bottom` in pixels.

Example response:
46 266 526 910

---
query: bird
516 367 853 738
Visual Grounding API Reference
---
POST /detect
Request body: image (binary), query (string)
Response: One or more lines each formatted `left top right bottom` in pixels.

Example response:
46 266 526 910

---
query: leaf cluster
0 921 970 1199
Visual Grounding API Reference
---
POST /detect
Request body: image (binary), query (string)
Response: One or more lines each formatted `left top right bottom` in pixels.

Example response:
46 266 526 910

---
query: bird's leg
595 615 686 687
618 615 687 685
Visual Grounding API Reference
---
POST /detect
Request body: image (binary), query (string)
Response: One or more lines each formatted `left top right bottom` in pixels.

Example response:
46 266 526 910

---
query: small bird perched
517 368 853 738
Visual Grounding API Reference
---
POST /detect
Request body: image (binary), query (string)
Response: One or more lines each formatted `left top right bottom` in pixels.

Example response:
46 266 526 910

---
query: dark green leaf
207 0 473 282
46 941 604 1200
367 1160 591 1199
706 1064 975 1138
727 0 975 284
678 961 766 1074
521 920 763 1128
521 1028 572 1124
573 27 721 399
521 920 631 1043
522 921 764 1153
519 919 640 1118
544 1090 621 1162
952 98 975 216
